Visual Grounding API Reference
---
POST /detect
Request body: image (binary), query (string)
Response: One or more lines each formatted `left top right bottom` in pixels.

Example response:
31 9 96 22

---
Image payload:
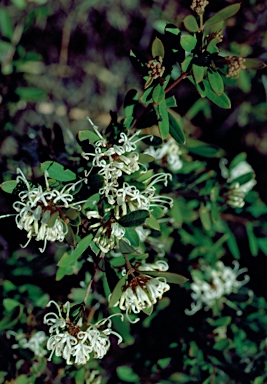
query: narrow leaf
203 79 231 109
244 58 267 70
58 234 93 267
109 275 128 307
204 4 241 27
199 203 212 231
145 215 160 231
146 271 188 285
142 306 154 315
158 101 169 139
168 112 185 144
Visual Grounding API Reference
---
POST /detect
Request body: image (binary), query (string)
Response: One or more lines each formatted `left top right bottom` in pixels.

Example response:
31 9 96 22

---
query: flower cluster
10 331 47 357
220 159 256 208
43 301 123 365
83 123 173 254
185 261 250 315
146 56 165 80
7 168 84 252
145 138 183 172
191 0 209 15
225 56 246 78
114 261 170 322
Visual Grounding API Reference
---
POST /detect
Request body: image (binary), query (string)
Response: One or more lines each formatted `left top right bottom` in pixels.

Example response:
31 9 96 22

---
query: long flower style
43 300 123 365
185 261 250 315
9 168 85 252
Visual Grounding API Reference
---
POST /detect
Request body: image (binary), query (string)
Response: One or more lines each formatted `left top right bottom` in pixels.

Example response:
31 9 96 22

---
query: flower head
114 274 170 323
185 261 250 315
44 300 123 365
11 331 47 357
145 138 183 172
10 169 84 252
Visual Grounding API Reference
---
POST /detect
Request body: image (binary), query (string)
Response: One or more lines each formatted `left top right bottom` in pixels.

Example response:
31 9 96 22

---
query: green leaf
210 316 232 327
0 305 22 332
152 84 165 104
231 172 254 186
78 130 99 144
119 240 138 254
84 193 100 209
144 77 154 89
146 271 188 285
0 9 14 40
116 366 139 383
65 224 76 246
229 152 247 171
168 112 185 145
41 161 76 182
213 339 229 351
165 23 180 36
181 56 193 72
124 228 140 248
58 234 93 267
246 223 258 257
204 4 241 27
184 15 199 32
11 0 27 9
138 154 155 163
152 37 165 58
118 210 149 227
142 306 154 316
15 87 46 101
180 35 197 52
207 70 224 95
141 86 153 104
136 169 154 182
165 95 177 107
109 275 128 307
46 211 59 228
203 79 231 109
187 141 223 158
192 64 205 84
124 89 139 128
146 215 160 231
199 203 212 231
244 58 266 70
3 298 21 312
1 180 17 194
157 101 169 139
206 38 220 54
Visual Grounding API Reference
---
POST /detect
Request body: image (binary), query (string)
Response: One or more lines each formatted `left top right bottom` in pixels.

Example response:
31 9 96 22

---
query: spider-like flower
5 168 85 252
114 274 170 323
44 300 123 365
11 331 47 357
220 159 256 208
92 221 126 254
185 261 250 315
145 138 183 172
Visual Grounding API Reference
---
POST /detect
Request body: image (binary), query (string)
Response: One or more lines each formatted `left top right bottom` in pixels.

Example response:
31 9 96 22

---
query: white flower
227 161 256 194
44 300 123 365
137 260 169 272
114 275 170 322
86 370 102 384
145 138 183 171
220 158 256 208
7 169 85 252
11 331 47 357
185 261 250 315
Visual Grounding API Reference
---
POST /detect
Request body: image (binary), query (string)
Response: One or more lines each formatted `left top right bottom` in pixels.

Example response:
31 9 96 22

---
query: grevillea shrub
0 1 267 383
